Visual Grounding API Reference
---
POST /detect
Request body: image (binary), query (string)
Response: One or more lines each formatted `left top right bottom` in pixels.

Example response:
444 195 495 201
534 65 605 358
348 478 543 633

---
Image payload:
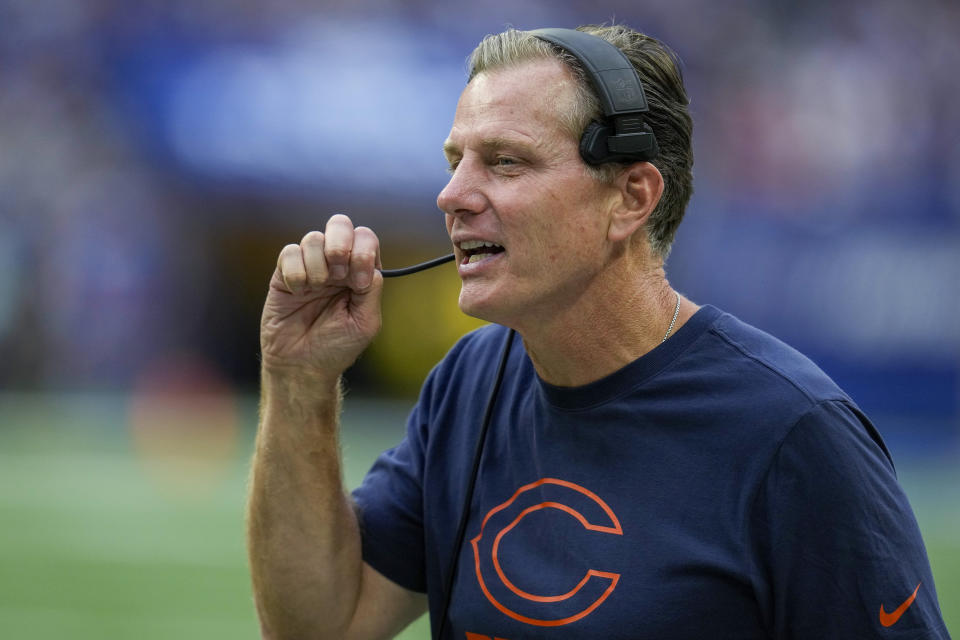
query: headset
380 28 659 639
532 27 659 166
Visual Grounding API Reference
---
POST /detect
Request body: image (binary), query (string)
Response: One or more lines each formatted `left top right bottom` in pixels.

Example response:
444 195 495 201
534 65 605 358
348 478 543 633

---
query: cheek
522 226 594 269
555 213 605 250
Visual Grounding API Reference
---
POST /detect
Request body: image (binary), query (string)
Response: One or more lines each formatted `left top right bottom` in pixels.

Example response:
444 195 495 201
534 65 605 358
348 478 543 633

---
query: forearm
247 370 362 639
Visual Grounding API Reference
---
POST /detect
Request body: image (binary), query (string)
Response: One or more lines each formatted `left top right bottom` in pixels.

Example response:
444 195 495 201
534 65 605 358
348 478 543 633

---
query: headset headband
529 28 659 164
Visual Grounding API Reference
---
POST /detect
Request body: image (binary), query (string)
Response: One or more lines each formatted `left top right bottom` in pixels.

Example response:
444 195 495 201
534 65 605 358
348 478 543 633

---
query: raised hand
260 214 383 382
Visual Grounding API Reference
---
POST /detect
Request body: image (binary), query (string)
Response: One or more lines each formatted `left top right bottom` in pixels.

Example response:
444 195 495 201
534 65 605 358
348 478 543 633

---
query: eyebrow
442 140 459 160
442 135 538 160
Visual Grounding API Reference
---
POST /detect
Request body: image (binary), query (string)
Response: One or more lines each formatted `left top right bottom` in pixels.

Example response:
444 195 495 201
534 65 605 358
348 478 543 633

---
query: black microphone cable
380 253 455 278
379 251 515 638
434 327 515 640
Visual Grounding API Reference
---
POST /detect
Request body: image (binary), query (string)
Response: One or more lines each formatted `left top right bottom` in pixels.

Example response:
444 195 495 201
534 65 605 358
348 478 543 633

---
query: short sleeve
351 399 429 593
752 400 950 639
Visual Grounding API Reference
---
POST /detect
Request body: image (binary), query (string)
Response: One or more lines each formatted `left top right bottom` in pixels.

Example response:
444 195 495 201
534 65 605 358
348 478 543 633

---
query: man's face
439 59 619 326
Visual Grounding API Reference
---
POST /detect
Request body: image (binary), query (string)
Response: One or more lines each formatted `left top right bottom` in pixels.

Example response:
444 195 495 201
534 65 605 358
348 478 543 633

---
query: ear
607 162 664 244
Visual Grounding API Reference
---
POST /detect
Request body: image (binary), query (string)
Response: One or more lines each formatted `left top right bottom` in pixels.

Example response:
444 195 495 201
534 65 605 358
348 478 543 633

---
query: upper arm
345 562 428 640
754 401 949 637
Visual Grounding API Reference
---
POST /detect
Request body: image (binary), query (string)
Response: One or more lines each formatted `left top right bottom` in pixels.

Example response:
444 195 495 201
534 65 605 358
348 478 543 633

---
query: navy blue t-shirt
352 306 950 639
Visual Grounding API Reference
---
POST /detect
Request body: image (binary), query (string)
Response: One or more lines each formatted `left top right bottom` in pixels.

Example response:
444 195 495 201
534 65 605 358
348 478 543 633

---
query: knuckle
351 250 376 265
306 266 328 284
325 245 351 261
284 273 306 291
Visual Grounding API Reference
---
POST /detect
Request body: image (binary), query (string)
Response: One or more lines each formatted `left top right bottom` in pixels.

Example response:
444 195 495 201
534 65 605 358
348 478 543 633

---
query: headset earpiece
531 28 660 166
579 120 659 165
579 121 611 165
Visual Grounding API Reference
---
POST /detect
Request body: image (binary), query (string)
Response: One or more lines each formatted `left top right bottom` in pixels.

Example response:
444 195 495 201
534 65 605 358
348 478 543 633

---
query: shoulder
775 399 893 476
682 306 853 411
714 311 847 401
664 306 883 461
694 311 897 483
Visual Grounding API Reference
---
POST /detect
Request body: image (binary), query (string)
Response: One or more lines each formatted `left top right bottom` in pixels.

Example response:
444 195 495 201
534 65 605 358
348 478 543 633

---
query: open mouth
459 240 505 264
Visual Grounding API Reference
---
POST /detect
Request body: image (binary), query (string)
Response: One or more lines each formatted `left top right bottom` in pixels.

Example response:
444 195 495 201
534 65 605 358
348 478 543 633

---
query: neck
512 259 694 387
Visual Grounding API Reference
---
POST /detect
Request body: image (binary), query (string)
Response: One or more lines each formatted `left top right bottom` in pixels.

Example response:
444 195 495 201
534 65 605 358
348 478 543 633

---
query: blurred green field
0 392 955 638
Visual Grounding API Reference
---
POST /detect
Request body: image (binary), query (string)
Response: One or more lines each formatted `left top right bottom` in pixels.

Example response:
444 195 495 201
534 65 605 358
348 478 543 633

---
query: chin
458 285 511 324
457 294 494 323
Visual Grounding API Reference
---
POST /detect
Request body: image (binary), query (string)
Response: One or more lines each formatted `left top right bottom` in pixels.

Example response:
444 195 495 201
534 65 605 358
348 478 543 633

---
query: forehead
445 59 577 152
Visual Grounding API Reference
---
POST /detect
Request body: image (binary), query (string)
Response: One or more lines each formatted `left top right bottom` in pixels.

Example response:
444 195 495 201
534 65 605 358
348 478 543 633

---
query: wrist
261 365 342 407
261 356 342 388
258 368 343 447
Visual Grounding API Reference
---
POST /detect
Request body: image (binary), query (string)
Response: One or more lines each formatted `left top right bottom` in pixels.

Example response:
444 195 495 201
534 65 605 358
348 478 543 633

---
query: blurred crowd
0 0 958 444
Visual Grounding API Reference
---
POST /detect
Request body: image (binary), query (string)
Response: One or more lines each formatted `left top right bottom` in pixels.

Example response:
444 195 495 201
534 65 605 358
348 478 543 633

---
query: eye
446 160 460 174
493 156 526 176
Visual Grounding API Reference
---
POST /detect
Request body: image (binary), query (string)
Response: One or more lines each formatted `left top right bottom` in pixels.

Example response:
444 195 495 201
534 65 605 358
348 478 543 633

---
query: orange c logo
470 478 623 627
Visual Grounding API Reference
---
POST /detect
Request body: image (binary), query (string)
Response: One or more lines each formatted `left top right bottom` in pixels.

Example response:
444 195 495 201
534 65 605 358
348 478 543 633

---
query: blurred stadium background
0 0 957 637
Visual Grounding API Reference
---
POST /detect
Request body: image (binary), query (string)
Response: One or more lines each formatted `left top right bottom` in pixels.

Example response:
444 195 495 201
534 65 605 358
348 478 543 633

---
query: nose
437 159 486 218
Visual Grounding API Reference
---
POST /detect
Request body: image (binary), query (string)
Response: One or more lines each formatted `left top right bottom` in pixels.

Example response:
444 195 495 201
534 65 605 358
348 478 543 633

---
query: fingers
275 214 381 294
323 214 354 282
350 226 380 291
277 243 307 293
300 231 328 288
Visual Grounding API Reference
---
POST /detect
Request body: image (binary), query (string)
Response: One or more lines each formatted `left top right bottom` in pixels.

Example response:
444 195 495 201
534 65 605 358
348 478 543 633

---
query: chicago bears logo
470 478 623 627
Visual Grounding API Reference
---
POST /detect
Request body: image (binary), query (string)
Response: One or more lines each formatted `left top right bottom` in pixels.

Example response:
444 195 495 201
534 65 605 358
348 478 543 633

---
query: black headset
531 27 659 166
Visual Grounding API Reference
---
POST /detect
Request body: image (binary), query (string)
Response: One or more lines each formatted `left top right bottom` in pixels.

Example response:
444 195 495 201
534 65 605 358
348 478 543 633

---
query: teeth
467 253 494 263
459 240 502 250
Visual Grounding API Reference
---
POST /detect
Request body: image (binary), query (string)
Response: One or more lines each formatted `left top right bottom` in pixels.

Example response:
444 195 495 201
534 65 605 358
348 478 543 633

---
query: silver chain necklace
662 292 681 343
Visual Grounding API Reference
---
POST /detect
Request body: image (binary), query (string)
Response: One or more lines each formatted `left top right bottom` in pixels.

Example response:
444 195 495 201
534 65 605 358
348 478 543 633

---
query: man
247 25 950 639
